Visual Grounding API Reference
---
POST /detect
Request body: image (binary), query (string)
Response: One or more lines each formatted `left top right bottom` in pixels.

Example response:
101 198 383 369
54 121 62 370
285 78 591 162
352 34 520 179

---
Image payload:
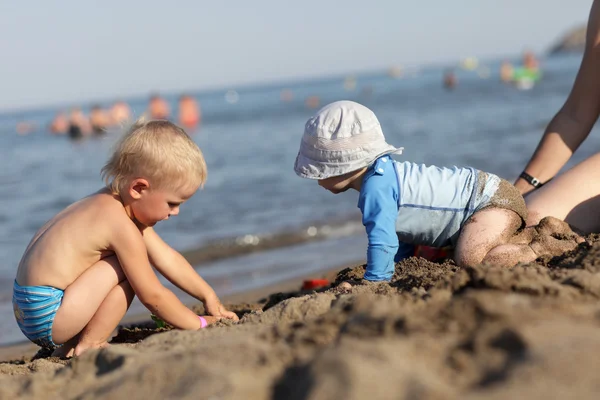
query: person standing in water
148 94 171 120
110 101 132 126
178 95 201 131
89 105 111 135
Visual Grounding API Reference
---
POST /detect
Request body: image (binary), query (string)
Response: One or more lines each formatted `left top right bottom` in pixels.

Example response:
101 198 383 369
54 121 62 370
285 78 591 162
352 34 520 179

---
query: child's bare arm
143 227 217 302
143 227 239 321
110 220 203 329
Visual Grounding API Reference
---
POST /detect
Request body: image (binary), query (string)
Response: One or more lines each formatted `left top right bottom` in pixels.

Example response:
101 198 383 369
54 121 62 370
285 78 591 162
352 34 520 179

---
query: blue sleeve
358 171 399 282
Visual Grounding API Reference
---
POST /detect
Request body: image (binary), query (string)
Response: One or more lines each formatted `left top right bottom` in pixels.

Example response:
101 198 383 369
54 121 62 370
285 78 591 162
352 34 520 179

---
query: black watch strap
520 171 544 188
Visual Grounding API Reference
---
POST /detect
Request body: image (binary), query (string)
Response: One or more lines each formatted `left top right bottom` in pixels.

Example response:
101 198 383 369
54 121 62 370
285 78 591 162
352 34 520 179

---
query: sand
2 237 600 399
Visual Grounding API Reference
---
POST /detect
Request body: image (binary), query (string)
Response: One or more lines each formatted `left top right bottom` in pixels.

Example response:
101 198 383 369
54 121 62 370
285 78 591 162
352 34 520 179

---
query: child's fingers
201 315 221 324
223 311 239 321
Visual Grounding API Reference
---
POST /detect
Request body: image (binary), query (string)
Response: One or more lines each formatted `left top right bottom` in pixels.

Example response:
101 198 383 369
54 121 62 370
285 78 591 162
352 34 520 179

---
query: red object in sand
302 279 330 290
414 245 449 261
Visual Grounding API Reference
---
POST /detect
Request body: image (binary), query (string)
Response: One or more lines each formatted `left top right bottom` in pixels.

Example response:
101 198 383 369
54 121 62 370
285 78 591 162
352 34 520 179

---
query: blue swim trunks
12 280 64 349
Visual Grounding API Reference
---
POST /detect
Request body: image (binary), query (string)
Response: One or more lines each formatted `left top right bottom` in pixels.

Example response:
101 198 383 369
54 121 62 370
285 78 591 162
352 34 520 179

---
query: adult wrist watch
520 171 544 189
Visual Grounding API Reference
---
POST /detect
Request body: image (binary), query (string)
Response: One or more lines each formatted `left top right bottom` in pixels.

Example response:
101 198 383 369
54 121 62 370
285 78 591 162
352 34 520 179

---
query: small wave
181 216 364 267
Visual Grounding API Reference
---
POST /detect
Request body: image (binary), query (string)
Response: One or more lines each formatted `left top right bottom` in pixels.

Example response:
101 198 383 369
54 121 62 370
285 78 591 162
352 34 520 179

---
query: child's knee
525 209 543 227
98 255 126 282
121 279 135 298
454 248 485 268
503 209 525 234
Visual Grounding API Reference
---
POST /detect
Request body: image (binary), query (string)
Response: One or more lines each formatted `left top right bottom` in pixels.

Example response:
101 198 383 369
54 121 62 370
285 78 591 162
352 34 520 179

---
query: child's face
130 183 198 228
318 169 365 194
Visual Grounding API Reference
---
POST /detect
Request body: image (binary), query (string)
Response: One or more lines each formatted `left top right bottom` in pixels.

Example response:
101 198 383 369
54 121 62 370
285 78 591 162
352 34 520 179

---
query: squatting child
13 120 238 357
294 101 581 281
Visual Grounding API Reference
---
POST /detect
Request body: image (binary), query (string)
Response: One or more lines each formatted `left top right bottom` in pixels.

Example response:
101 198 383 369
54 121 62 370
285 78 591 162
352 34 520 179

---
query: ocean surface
1 53 597 346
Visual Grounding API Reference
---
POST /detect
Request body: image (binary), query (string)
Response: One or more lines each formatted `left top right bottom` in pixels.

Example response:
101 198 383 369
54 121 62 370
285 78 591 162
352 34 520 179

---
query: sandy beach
2 236 600 399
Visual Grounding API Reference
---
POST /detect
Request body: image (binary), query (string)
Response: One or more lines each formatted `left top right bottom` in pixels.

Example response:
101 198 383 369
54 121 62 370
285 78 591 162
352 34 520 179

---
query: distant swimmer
443 69 457 90
89 105 111 135
305 96 320 109
280 89 293 102
360 85 374 97
49 112 68 135
178 94 201 130
110 101 131 126
67 108 91 140
16 122 37 136
148 94 170 120
500 60 514 83
523 50 540 72
512 51 542 90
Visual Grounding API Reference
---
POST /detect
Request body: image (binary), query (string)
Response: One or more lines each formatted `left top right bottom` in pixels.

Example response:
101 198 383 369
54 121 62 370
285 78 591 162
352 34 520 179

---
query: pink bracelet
199 316 208 328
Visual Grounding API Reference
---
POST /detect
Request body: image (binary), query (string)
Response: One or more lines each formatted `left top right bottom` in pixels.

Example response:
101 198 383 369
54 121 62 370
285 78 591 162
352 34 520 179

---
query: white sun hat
294 100 403 180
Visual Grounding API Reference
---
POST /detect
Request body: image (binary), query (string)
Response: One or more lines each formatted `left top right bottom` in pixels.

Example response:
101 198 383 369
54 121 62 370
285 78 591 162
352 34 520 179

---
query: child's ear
130 179 150 199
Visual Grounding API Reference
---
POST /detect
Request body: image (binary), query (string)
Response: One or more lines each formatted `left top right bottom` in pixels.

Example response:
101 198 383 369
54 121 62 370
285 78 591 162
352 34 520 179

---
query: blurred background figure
178 94 201 130
500 60 514 83
280 89 293 103
512 50 542 90
360 85 374 98
15 121 36 136
49 112 68 135
523 50 540 72
148 93 170 120
89 105 111 135
305 96 320 109
110 100 131 126
67 108 91 140
443 69 457 90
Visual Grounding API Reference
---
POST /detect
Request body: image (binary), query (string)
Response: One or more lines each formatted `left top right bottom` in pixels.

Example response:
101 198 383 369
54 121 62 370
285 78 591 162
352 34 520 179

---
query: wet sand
2 237 600 399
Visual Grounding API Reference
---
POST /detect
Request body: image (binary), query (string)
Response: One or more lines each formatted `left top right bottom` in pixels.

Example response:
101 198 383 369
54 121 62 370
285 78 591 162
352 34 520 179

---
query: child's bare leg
454 208 522 267
508 226 537 245
74 280 134 356
484 235 580 266
481 243 538 267
52 334 80 358
51 255 134 355
479 216 582 267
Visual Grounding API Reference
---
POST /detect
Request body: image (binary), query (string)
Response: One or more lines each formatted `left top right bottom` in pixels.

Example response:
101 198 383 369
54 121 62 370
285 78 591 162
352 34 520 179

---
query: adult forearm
515 111 587 194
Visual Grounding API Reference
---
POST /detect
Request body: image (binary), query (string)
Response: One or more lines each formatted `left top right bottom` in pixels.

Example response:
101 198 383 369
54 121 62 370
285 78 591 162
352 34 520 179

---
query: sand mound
2 240 600 399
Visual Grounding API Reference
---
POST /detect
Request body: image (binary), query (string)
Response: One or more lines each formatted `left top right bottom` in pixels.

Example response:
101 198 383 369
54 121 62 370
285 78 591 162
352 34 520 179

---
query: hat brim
294 145 402 180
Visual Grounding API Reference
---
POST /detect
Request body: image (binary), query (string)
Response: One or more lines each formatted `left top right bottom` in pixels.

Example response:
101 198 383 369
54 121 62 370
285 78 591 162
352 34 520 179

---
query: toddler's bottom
475 172 528 228
12 280 63 349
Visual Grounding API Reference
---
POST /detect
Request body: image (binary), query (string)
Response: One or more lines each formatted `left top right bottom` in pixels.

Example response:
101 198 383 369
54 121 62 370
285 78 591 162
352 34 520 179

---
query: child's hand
204 299 240 321
199 315 221 326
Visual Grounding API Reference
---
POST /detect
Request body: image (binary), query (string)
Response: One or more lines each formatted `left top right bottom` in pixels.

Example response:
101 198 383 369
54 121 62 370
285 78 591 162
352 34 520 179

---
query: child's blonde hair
101 119 207 194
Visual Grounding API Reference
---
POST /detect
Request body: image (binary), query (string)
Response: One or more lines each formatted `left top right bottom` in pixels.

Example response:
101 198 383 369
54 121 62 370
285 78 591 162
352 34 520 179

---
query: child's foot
509 226 537 245
535 216 586 244
74 341 110 357
51 334 81 359
529 234 579 258
51 343 77 359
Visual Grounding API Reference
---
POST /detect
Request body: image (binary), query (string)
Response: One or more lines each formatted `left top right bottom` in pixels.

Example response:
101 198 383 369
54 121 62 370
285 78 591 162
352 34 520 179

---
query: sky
0 0 593 111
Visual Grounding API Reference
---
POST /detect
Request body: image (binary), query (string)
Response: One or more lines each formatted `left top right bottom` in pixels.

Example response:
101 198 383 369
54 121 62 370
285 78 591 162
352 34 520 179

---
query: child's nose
170 207 180 216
